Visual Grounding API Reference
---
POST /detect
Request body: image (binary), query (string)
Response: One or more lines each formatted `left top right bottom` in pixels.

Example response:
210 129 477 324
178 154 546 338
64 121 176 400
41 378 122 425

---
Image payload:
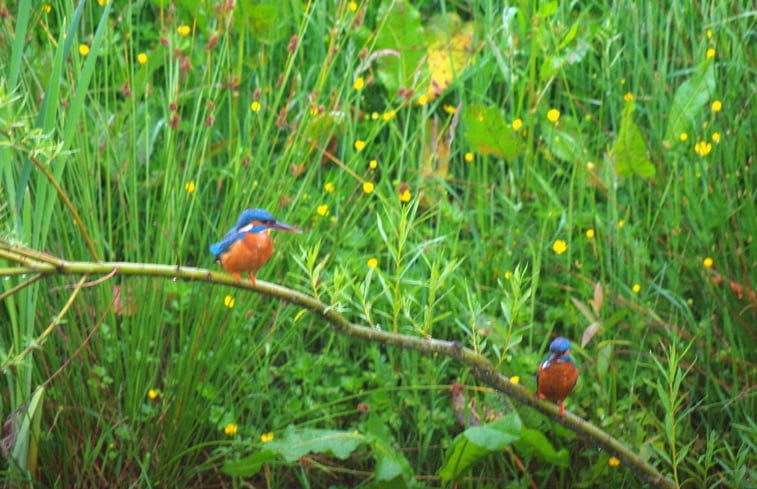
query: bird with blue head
210 208 301 284
536 336 579 417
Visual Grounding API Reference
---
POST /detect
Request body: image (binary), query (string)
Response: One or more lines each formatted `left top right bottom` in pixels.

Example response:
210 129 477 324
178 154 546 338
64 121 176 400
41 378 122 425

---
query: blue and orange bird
536 336 579 417
209 208 301 284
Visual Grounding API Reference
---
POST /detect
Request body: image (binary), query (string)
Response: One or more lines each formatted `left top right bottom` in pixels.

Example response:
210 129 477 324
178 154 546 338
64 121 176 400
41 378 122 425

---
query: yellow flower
512 118 523 131
694 141 712 157
464 152 474 162
78 44 90 56
354 140 366 151
623 92 634 102
417 95 428 106
552 239 567 255
706 48 716 59
260 432 275 443
371 111 379 120
224 295 235 308
353 76 364 90
618 219 625 228
632 283 641 293
362 181 374 194
609 456 621 467
137 52 148 65
97 0 108 5
509 376 520 384
309 106 319 116
443 105 457 114
324 182 335 192
706 28 713 39
250 101 261 112
316 204 329 216
177 25 191 37
711 132 720 143
711 100 722 112
504 271 512 279
224 423 238 436
679 132 688 142
547 109 560 123
586 229 595 239
184 181 195 193
703 257 713 269
43 4 52 13
367 258 378 268
620 77 626 85
586 161 595 171
369 159 378 169
148 389 159 400
381 110 396 121
399 189 411 202
347 1 358 12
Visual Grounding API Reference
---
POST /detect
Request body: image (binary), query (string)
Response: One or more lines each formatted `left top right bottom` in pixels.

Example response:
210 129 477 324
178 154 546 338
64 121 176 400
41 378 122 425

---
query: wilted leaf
570 296 597 323
581 322 602 347
514 427 570 467
613 99 655 178
591 282 604 315
463 104 523 160
663 59 715 147
426 14 475 99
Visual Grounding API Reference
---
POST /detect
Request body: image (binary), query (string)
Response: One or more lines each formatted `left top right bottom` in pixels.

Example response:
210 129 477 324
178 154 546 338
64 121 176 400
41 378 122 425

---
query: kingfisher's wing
210 229 242 257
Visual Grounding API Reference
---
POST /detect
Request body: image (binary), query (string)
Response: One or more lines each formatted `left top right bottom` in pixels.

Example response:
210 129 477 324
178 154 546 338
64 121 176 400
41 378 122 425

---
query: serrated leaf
464 104 523 160
514 427 570 467
438 413 521 481
613 100 655 178
663 59 715 146
222 450 277 477
267 425 365 462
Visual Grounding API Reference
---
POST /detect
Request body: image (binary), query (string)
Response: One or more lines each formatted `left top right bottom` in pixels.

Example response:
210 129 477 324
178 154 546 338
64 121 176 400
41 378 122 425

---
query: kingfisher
536 336 579 417
209 208 301 284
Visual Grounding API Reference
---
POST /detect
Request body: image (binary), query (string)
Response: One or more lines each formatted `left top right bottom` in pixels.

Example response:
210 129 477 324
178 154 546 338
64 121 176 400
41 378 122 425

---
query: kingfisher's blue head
549 337 571 355
235 208 301 234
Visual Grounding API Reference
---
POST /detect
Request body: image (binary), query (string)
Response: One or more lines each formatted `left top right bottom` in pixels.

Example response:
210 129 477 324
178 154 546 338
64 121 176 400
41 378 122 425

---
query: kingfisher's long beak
271 221 301 233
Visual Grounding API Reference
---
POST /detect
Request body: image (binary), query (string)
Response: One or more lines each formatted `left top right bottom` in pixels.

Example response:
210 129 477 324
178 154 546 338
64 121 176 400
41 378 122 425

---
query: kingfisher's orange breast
537 360 579 403
219 231 274 275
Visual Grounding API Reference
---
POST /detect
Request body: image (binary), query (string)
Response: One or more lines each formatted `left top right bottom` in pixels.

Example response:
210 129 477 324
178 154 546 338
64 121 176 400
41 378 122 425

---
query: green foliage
614 100 655 178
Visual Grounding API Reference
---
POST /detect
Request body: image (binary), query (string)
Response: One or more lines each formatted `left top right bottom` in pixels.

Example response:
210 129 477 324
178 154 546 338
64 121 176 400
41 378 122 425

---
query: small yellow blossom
623 92 634 102
512 118 523 131
347 1 358 12
711 132 720 143
417 95 428 105
381 110 396 121
552 239 567 255
184 181 195 193
250 101 261 112
43 4 52 13
367 258 378 269
620 77 626 85
224 423 238 436
369 159 378 169
504 270 512 279
618 219 625 228
148 389 159 400
260 432 275 443
137 52 148 65
679 132 688 142
97 0 108 5
711 100 722 112
371 111 379 120
587 161 595 171
632 283 641 293
509 376 520 384
443 105 457 114
317 204 329 216
324 182 335 192
79 44 90 56
362 181 374 194
706 28 712 39
694 141 712 157
224 295 235 308
547 109 560 123
354 140 366 151
309 106 319 116
706 48 716 59
353 76 364 90
586 229 595 239
609 456 621 467
177 25 191 37
703 257 713 269
464 152 474 162
399 189 411 202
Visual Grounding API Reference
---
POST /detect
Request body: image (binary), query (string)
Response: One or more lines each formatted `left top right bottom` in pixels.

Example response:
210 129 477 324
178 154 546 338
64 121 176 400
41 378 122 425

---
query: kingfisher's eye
261 219 274 225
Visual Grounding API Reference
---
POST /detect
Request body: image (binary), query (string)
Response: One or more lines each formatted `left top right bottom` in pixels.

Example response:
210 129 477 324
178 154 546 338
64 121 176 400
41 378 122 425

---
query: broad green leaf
663 59 715 146
235 0 291 43
514 427 570 467
542 116 588 163
10 386 45 473
613 100 655 178
464 104 524 160
267 425 365 462
222 450 277 477
364 414 413 482
438 413 521 481
374 0 426 95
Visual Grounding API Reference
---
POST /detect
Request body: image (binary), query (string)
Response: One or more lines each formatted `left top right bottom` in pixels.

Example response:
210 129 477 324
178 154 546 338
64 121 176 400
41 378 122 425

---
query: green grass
1 0 755 487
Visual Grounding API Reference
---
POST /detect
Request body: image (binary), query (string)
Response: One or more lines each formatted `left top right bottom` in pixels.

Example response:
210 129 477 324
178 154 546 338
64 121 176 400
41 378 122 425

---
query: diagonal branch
0 242 674 488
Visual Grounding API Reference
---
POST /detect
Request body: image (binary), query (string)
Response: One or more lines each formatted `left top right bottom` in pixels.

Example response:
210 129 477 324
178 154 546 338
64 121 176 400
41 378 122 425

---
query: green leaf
464 104 524 160
374 0 426 95
364 414 413 482
514 427 570 467
438 413 521 481
542 116 588 163
613 100 655 178
663 59 715 146
235 0 292 43
267 425 366 462
222 450 277 477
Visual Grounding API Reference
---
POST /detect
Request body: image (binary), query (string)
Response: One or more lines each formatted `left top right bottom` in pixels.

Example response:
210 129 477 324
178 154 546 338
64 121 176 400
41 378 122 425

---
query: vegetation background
1 0 754 487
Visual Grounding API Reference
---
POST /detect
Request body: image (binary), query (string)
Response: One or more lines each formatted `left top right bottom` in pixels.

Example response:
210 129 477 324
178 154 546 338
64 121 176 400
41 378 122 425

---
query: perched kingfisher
209 208 301 284
536 336 579 417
